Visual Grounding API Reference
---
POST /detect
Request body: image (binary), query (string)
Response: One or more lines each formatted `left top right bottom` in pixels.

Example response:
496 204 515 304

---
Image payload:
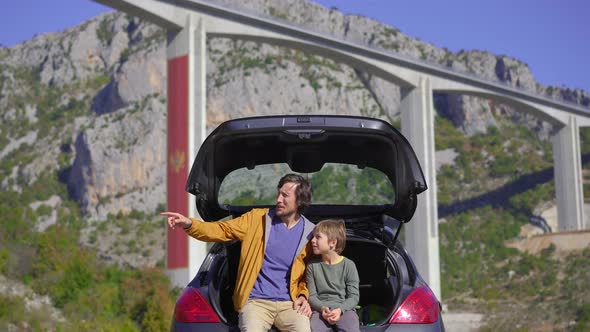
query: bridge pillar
400 76 441 300
166 15 208 287
552 115 585 231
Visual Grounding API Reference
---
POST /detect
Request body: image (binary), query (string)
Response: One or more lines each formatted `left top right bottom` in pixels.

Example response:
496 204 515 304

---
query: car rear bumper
171 319 444 332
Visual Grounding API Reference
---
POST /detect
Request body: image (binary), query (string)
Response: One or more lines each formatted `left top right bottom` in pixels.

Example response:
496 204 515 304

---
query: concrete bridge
95 0 590 300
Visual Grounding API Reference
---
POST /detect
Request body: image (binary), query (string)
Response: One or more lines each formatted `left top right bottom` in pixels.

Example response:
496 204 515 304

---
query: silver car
171 115 444 331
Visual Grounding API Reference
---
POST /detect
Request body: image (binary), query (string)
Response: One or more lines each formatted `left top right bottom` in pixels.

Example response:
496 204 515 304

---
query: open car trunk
207 238 403 328
187 115 427 223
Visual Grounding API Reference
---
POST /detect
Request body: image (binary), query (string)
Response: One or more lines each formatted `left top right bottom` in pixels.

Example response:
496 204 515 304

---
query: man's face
276 182 299 218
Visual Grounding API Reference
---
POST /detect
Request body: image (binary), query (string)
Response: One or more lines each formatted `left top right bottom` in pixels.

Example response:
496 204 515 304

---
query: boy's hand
161 211 192 230
326 308 342 324
320 307 341 324
321 307 332 322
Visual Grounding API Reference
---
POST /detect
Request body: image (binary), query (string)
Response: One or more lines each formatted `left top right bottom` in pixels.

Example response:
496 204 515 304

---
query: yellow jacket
185 208 315 311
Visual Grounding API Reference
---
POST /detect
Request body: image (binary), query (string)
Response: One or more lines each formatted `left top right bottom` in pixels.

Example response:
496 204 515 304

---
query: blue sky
1 0 588 93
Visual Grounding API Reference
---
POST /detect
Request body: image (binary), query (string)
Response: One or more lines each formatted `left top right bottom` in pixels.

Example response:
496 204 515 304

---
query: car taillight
175 287 220 323
389 286 439 324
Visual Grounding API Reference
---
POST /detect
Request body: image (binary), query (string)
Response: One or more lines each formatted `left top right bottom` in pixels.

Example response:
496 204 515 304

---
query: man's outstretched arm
161 210 252 242
161 211 192 229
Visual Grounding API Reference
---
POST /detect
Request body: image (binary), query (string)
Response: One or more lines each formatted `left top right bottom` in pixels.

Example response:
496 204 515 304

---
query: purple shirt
249 216 304 301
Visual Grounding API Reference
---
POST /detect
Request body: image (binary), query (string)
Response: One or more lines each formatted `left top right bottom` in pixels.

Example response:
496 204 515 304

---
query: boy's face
311 231 336 255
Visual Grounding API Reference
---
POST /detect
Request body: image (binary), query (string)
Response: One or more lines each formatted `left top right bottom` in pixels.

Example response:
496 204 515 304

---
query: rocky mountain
1 0 588 256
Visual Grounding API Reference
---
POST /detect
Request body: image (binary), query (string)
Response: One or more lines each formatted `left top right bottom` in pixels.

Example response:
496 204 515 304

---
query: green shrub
96 18 114 45
509 182 554 213
0 294 26 322
0 249 9 274
574 303 590 331
62 318 139 332
52 254 96 308
141 287 175 332
490 155 518 177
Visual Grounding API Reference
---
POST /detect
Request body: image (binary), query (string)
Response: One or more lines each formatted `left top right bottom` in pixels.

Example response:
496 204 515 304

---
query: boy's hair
314 219 346 254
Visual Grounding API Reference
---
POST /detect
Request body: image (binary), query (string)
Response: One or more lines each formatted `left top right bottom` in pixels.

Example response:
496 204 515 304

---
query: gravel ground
442 312 484 332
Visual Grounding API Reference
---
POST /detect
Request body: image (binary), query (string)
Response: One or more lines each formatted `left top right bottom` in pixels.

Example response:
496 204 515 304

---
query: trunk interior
209 238 401 327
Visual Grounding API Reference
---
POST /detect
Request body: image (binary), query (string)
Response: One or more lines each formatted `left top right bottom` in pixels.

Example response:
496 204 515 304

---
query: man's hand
161 211 192 230
293 296 312 317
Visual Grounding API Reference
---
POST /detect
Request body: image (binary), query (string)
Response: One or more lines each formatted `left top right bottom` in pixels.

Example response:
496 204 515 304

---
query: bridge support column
401 76 441 300
166 15 208 288
552 115 585 231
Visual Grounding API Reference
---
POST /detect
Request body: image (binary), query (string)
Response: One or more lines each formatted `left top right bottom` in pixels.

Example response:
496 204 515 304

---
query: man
162 173 315 331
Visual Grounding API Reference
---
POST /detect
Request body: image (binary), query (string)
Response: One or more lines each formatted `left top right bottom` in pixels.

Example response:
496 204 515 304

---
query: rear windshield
218 163 395 206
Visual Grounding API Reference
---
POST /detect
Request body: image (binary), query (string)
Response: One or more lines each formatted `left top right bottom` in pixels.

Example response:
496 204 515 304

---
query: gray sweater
306 257 360 312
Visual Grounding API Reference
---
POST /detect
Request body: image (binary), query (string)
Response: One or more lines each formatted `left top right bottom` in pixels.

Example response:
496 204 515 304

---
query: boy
306 219 360 332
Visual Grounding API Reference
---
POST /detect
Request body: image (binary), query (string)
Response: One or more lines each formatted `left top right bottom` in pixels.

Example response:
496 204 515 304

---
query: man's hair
277 173 313 214
313 219 346 254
